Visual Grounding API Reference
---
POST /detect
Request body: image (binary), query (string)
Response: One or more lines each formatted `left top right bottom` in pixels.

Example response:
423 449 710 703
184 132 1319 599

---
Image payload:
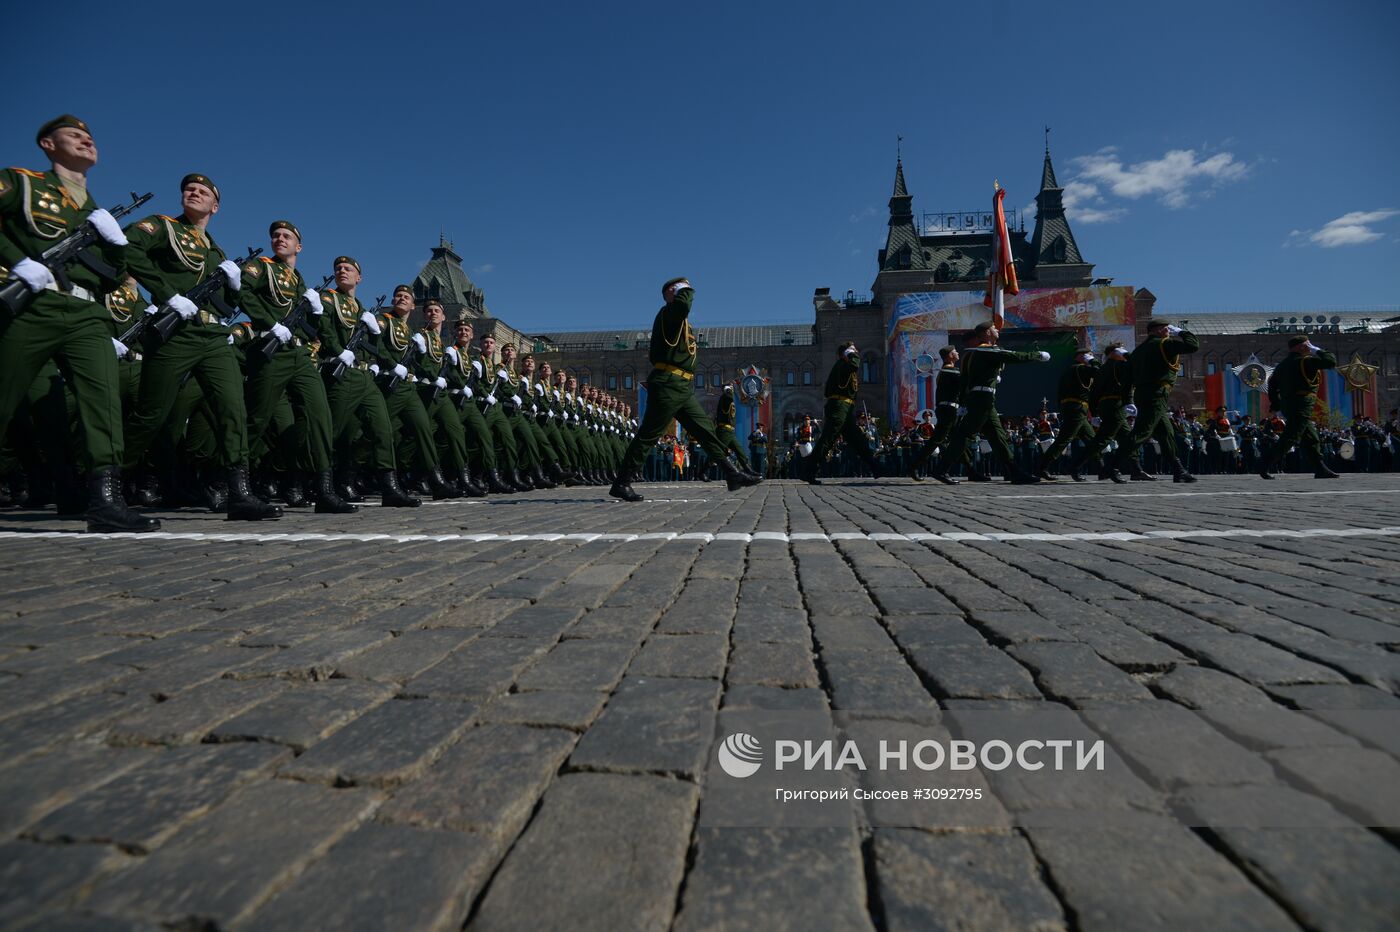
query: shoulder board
157 214 176 222
258 256 275 264
135 218 159 234
13 168 45 179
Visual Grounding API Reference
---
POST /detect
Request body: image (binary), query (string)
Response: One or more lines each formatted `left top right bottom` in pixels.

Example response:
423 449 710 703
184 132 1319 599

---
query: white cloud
1308 210 1399 248
472 263 494 275
1060 179 1127 224
1070 146 1249 209
849 205 878 224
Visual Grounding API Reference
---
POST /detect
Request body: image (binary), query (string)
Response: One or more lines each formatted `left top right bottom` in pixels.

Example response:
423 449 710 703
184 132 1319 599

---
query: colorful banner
886 285 1137 427
732 392 773 449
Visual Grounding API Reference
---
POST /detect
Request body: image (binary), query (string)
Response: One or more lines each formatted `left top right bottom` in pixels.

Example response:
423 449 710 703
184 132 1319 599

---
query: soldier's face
502 347 515 365
522 358 534 374
540 365 552 381
567 379 576 392
946 350 959 365
334 263 360 289
392 292 414 315
270 228 300 260
481 337 495 357
182 183 218 220
41 127 97 168
555 372 566 386
456 324 472 346
424 305 444 328
986 327 999 345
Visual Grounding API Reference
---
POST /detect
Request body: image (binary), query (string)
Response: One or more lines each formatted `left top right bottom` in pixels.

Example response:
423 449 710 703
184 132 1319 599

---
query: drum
1338 440 1355 461
977 440 992 455
797 442 814 458
1039 438 1055 452
1219 436 1239 453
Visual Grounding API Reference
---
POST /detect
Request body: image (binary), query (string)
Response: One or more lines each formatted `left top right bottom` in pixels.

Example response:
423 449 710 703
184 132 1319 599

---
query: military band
0 115 1367 532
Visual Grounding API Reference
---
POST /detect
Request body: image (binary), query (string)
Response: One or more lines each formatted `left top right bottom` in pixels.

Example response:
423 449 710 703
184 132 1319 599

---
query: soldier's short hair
424 298 444 311
1146 319 1169 330
938 346 956 361
1106 342 1127 355
394 284 413 297
1288 335 1309 348
971 322 993 337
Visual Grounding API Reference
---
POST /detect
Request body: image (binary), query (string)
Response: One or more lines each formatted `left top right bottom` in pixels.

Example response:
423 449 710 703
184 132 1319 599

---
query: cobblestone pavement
2 475 1399 931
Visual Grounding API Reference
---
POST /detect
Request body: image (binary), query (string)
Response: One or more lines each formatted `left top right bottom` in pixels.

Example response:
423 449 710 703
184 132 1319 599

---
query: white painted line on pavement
991 488 1400 500
3 526 1399 545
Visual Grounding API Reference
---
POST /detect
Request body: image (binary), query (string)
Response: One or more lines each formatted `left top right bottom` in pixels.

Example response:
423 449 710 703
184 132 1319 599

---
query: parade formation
0 115 1370 535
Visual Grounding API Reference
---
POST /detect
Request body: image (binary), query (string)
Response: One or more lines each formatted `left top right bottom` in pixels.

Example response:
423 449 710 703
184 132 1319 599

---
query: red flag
983 183 1019 328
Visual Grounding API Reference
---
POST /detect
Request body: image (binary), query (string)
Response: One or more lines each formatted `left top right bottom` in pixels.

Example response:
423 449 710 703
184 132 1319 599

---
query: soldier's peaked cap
36 114 90 145
333 255 360 272
269 220 302 241
180 173 220 202
1288 335 1310 348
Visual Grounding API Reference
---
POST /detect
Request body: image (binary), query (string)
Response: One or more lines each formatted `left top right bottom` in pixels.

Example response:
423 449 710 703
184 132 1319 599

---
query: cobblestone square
2 476 1398 930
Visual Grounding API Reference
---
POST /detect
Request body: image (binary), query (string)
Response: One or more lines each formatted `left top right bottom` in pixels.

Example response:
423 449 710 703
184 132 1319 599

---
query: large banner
887 286 1137 427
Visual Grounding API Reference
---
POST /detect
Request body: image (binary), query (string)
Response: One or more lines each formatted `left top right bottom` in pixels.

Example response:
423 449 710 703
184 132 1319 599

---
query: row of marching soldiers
0 115 633 533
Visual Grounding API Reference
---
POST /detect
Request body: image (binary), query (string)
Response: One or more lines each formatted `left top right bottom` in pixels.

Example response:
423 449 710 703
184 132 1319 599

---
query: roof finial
897 134 903 163
439 227 445 248
1044 125 1051 156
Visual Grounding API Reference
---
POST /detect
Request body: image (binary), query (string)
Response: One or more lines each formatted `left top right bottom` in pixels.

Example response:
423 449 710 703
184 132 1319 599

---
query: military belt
43 281 95 302
256 331 306 347
1061 397 1088 407
936 401 958 408
121 351 143 362
969 385 996 394
826 395 855 403
652 363 693 380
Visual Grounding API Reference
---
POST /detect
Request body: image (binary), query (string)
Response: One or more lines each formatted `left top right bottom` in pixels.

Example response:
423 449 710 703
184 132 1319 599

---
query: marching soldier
538 361 580 485
447 316 512 493
316 256 418 507
1067 342 1133 483
610 278 759 501
121 173 281 520
1036 347 1099 481
714 384 754 474
521 353 571 485
414 298 481 496
498 342 551 489
0 115 157 531
376 285 459 499
748 422 768 478
1259 336 1339 480
476 333 524 490
929 322 1050 485
1113 320 1199 483
804 342 882 484
238 220 354 512
908 346 970 481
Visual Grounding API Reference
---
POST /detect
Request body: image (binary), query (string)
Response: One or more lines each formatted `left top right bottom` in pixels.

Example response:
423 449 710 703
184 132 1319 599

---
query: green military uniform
714 390 753 472
476 353 520 481
934 343 1047 482
910 364 970 477
238 254 334 473
317 288 396 474
122 213 250 472
1114 327 1199 479
498 363 545 483
375 310 446 476
1260 346 1338 478
0 166 128 473
446 341 498 477
1040 357 1099 467
807 349 879 481
1069 353 1133 481
618 287 739 479
103 280 145 421
413 324 468 477
538 379 576 477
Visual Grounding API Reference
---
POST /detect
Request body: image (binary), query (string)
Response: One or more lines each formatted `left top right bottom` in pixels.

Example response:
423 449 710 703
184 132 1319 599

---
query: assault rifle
321 294 385 383
255 275 334 360
0 190 152 318
429 350 455 402
380 325 423 392
121 246 262 350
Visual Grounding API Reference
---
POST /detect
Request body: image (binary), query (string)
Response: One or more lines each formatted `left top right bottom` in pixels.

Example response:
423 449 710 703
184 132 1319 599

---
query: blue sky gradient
5 0 1397 330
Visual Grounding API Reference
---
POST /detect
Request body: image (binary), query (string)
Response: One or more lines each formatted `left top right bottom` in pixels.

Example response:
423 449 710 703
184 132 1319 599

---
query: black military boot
1123 457 1157 481
482 468 513 494
1007 468 1042 485
379 469 421 507
1172 459 1198 484
1313 463 1340 479
86 467 161 533
1065 454 1087 483
547 462 568 486
313 470 358 514
458 467 487 498
609 467 643 502
226 466 283 521
514 468 535 491
966 468 991 482
128 469 161 507
336 468 364 502
429 466 461 500
531 464 556 490
202 470 230 513
282 471 308 507
721 460 761 492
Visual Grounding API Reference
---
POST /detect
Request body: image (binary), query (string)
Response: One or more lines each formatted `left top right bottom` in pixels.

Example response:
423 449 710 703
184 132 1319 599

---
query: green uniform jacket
104 280 144 339
1089 359 1132 407
1057 361 1099 407
648 288 698 375
413 326 449 384
958 346 1042 401
0 167 125 297
374 313 416 372
239 256 312 353
716 393 737 429
317 289 373 363
1129 331 1199 395
1268 351 1337 412
934 366 960 407
124 214 234 332
824 356 860 402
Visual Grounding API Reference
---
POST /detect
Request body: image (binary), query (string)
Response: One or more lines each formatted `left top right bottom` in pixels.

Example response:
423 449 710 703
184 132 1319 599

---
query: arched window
606 367 618 390
801 363 814 386
862 352 881 384
711 367 724 388
577 367 591 385
785 367 795 386
622 367 634 391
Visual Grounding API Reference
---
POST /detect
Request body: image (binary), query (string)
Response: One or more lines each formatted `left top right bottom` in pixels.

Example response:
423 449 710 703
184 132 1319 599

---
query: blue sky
5 0 1397 331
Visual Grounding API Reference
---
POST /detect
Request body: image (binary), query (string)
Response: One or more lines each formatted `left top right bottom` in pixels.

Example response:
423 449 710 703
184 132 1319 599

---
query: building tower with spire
878 158 929 273
1027 139 1094 287
411 233 491 321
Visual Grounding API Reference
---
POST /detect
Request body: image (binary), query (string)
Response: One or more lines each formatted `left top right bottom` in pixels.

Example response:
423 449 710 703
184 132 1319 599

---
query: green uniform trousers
544 420 573 468
1264 405 1325 470
622 371 729 473
458 396 497 472
717 426 752 471
384 380 440 469
1077 400 1128 464
124 329 248 469
422 390 466 472
1043 402 1095 461
328 369 396 471
940 392 1014 473
245 348 333 472
0 293 123 471
480 402 518 473
1115 390 1178 471
508 411 541 467
911 408 969 470
812 398 877 468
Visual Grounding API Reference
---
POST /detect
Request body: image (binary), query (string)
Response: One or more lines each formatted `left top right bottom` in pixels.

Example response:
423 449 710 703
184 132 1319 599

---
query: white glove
572 412 580 423
86 208 128 246
1166 325 1182 336
271 322 292 343
359 311 381 334
511 394 522 406
1037 351 1051 362
547 410 555 419
227 334 235 345
530 403 538 414
337 349 356 367
412 333 427 352
112 338 128 358
553 389 561 400
462 385 473 399
369 364 380 376
168 294 199 320
435 377 447 390
393 364 408 380
486 394 497 406
143 304 158 315
445 346 459 364
472 359 483 376
218 259 241 290
304 288 322 313
497 369 509 380
1305 342 1322 352
11 257 55 293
